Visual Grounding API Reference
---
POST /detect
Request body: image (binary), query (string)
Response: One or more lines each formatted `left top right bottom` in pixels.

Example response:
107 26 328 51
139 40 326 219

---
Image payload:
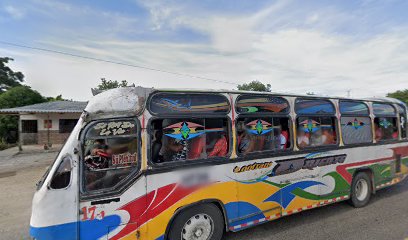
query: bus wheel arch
348 170 373 208
164 199 228 240
352 168 376 194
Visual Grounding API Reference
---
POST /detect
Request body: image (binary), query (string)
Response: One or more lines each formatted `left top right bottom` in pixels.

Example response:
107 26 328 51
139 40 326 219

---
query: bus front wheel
349 172 372 208
168 203 224 240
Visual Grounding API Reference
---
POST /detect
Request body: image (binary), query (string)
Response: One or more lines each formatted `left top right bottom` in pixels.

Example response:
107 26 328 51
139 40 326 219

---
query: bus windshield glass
82 119 139 193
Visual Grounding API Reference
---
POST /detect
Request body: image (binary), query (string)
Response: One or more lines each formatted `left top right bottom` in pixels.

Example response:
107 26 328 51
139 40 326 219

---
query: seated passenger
85 139 110 170
375 124 383 141
237 122 255 154
297 130 310 148
165 138 186 161
152 130 163 163
392 131 399 139
188 136 205 160
280 130 289 149
322 129 336 145
208 133 228 157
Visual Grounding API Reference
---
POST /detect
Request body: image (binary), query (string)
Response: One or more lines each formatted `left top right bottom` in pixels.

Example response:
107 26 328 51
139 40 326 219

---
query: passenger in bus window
188 136 205 160
374 122 383 141
237 121 254 154
164 138 187 161
392 132 398 139
152 130 164 163
278 119 290 149
207 131 228 157
84 139 110 170
297 130 310 148
322 128 336 145
280 130 289 149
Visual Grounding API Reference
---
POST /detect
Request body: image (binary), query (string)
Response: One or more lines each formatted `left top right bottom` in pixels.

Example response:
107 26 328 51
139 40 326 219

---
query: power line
0 41 238 86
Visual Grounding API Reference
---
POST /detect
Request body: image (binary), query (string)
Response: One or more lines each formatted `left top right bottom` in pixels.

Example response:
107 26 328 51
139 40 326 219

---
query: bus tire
349 172 372 208
168 203 224 240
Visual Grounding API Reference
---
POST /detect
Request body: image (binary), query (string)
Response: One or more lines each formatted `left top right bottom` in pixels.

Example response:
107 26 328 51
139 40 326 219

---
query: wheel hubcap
355 179 369 201
181 213 214 240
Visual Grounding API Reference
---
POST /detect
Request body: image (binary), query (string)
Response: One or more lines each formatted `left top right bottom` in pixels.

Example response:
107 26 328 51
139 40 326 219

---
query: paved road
226 179 408 240
0 147 407 240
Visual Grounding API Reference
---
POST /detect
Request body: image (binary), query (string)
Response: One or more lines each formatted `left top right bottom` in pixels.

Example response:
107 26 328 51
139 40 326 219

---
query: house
0 101 87 146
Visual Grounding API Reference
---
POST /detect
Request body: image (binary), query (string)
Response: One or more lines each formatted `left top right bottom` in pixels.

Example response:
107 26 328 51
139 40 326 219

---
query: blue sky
0 0 407 100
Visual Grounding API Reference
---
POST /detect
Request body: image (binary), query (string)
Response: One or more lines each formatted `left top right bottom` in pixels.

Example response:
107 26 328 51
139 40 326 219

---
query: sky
0 0 408 101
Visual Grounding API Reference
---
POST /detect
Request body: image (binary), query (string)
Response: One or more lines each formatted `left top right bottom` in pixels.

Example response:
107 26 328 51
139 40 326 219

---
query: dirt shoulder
0 146 59 240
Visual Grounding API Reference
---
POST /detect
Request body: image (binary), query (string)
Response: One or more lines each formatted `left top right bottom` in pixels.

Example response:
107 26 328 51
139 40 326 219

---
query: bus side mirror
50 156 72 189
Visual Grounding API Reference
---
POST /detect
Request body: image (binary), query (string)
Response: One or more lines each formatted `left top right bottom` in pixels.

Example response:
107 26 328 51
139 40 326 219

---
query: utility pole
347 89 352 98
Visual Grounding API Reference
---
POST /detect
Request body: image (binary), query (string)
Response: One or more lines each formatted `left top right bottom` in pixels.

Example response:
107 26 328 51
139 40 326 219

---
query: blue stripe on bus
30 215 121 240
30 222 77 240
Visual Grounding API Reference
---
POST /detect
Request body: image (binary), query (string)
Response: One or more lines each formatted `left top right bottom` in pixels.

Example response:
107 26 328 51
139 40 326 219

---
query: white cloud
3 0 408 101
4 5 25 19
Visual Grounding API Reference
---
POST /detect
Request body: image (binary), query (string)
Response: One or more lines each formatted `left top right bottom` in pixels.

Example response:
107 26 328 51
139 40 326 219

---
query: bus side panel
107 143 408 239
78 177 147 240
144 166 238 240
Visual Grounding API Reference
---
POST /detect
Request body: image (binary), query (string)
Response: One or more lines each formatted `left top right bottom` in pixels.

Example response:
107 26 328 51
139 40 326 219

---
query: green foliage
387 89 408 105
237 80 271 92
0 57 24 93
97 78 130 90
46 94 65 102
0 86 46 143
0 85 46 108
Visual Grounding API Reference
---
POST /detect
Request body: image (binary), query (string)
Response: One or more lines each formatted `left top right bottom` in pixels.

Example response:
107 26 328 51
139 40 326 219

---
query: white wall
20 113 81 131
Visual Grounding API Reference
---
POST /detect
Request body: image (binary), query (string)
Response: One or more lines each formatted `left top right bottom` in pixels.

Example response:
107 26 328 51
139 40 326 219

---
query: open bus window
50 156 72 189
236 117 290 155
374 117 398 141
296 117 337 148
150 118 229 163
82 120 139 192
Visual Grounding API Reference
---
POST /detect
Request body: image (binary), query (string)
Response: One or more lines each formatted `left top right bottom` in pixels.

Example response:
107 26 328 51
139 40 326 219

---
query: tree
96 78 130 90
387 89 408 105
0 85 45 108
0 86 46 143
237 80 271 92
46 94 66 102
0 57 24 93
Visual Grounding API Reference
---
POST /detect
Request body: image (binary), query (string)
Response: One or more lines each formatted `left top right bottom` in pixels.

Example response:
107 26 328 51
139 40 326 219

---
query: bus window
236 95 289 113
149 93 230 115
82 120 139 192
374 117 398 141
398 105 407 139
373 103 396 116
236 117 290 155
296 117 337 148
150 118 229 163
373 103 398 141
295 99 335 115
339 101 372 145
340 101 369 115
341 117 372 144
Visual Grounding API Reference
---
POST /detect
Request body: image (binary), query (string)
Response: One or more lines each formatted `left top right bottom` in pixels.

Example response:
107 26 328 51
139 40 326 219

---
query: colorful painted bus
30 87 408 240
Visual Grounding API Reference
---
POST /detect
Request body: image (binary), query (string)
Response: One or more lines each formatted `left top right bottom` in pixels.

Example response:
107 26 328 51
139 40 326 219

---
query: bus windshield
82 119 140 193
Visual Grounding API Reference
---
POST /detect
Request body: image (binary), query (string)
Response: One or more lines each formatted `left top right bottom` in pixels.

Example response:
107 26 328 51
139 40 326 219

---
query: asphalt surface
0 147 407 240
226 179 408 240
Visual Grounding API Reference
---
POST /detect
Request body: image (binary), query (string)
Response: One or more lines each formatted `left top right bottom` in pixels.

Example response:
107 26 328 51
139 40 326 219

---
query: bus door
79 119 145 240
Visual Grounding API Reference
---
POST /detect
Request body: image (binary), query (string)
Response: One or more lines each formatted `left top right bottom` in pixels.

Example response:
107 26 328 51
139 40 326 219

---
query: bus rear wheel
349 172 372 208
168 203 224 240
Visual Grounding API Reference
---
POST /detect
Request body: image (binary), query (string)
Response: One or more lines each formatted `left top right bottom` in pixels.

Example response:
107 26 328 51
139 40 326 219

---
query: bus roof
83 86 406 120
153 87 404 104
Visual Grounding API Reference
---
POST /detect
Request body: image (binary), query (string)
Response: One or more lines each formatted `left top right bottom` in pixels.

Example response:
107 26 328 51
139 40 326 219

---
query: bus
30 86 408 240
